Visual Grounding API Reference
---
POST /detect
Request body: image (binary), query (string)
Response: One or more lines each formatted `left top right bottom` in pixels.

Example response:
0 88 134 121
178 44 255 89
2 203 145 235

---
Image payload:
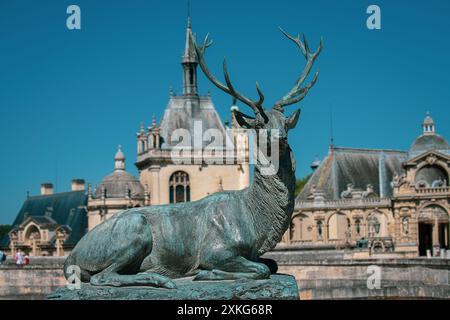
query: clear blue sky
1 0 449 224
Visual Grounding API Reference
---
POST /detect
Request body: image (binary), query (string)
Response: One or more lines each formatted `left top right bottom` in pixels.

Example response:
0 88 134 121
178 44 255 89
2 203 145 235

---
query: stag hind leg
67 212 176 289
193 256 271 281
88 214 176 289
90 263 176 289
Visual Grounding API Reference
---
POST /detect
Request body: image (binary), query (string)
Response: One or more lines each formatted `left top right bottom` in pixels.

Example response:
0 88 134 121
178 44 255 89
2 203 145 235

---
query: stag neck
246 144 296 255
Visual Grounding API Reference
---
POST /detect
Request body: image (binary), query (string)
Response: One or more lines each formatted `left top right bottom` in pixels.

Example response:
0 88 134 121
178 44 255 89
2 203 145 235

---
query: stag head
193 28 323 144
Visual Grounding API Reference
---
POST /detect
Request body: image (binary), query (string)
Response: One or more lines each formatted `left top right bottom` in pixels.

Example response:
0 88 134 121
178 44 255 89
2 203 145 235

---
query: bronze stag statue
64 28 322 289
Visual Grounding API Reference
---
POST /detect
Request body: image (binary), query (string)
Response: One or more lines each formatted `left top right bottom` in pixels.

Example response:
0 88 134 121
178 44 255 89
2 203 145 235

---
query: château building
0 181 88 256
0 18 249 255
134 18 249 206
282 113 450 258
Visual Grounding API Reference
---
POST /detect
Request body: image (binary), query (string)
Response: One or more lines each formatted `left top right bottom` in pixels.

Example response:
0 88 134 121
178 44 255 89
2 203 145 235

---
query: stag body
64 28 322 288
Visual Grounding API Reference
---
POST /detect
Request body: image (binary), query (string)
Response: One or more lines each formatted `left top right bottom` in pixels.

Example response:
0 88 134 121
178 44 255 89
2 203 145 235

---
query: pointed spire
152 114 157 128
114 145 126 171
182 17 197 64
182 16 198 95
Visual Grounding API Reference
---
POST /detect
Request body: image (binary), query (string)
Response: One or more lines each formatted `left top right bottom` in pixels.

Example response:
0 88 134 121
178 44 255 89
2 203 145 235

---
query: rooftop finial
152 114 157 127
182 4 198 95
187 0 191 28
114 145 126 171
330 107 335 148
423 111 435 135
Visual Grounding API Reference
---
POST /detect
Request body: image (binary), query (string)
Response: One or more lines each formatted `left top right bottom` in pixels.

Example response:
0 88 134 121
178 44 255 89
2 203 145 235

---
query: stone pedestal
47 274 299 300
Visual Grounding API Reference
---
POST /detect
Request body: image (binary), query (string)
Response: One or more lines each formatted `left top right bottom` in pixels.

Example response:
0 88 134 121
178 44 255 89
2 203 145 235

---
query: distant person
24 254 30 266
0 250 5 265
14 250 24 266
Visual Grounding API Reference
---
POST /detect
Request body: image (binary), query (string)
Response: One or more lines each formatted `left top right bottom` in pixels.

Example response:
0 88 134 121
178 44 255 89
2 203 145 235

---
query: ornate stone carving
426 154 438 165
391 172 407 188
340 183 354 199
402 217 409 236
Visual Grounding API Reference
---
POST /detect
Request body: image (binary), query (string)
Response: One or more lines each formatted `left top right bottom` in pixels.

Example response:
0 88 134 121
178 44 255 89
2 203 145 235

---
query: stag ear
286 109 301 130
233 110 257 129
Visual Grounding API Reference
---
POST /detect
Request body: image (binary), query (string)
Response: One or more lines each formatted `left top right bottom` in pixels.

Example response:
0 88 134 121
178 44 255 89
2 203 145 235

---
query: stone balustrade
296 197 392 210
416 186 450 195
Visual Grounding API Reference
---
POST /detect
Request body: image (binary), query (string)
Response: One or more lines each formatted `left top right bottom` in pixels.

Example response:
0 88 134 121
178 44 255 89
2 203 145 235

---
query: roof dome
409 113 450 159
96 145 145 199
95 170 144 199
409 134 450 154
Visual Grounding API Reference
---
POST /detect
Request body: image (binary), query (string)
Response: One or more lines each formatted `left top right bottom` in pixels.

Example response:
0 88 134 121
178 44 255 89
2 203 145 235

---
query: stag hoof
163 279 177 289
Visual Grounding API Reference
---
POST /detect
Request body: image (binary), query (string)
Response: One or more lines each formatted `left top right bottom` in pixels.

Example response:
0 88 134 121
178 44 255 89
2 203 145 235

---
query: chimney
41 183 54 195
71 179 86 192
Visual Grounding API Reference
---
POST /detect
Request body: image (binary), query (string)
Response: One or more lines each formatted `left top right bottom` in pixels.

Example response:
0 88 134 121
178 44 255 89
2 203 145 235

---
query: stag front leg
193 256 270 281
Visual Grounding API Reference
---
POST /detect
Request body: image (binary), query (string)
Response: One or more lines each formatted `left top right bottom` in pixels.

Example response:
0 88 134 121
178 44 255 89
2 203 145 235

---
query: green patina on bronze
63 28 322 291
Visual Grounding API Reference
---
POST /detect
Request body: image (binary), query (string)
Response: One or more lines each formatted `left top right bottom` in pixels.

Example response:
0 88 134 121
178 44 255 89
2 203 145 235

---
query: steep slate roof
159 95 228 149
0 191 88 247
297 147 408 201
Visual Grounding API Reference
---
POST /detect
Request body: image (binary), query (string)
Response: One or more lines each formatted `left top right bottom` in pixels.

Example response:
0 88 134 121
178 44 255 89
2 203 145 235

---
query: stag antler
193 33 268 121
274 28 323 110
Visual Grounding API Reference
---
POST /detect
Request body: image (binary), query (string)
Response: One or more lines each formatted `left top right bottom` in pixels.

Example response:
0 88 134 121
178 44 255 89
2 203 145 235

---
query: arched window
25 225 41 244
415 165 448 188
328 213 349 240
169 171 190 204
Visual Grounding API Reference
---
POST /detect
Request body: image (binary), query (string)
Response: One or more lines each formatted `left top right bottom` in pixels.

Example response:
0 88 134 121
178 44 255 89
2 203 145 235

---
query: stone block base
47 274 299 300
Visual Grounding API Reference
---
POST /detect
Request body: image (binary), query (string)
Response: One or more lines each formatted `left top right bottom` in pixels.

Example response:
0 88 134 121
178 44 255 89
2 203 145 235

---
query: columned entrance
418 205 449 256
418 223 432 256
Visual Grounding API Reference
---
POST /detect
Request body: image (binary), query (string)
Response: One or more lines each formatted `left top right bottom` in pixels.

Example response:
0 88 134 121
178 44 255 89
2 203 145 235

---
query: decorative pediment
19 216 58 230
405 150 450 167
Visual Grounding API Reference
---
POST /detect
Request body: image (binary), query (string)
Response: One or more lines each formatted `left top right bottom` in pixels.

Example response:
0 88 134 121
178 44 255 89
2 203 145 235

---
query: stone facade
282 113 450 258
134 19 249 206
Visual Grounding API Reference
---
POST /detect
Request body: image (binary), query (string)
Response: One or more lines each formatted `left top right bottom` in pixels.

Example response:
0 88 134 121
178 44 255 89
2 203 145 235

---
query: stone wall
264 250 450 300
1 254 449 300
0 257 66 299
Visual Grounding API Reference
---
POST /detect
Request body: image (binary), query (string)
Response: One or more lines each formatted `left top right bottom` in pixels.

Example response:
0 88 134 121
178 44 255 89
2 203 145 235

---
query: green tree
0 225 12 240
295 174 311 196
